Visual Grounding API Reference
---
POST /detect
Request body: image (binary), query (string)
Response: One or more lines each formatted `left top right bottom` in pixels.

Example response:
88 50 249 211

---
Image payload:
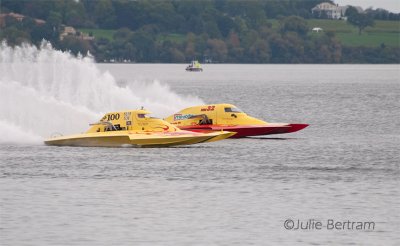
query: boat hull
179 124 309 138
186 68 203 72
44 131 235 147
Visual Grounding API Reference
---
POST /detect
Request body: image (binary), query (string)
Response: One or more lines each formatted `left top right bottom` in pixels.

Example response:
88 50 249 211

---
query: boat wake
0 42 203 144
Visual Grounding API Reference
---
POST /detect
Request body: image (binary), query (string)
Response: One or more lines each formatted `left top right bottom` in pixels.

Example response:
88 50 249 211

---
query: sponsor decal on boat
201 105 215 111
174 114 194 121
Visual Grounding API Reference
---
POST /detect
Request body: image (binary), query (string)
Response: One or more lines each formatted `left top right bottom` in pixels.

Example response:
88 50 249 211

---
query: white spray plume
0 41 203 143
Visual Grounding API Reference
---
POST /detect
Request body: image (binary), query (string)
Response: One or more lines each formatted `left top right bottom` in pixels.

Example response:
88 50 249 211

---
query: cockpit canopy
135 109 152 117
224 107 243 113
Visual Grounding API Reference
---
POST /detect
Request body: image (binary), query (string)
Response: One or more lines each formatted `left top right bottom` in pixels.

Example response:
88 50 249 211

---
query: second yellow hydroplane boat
165 104 308 138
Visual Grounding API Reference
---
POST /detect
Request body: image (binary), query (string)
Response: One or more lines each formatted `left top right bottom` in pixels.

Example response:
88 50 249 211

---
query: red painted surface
179 124 309 138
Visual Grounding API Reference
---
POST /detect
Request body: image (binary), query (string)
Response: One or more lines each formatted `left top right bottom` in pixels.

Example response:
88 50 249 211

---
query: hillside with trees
1 0 399 63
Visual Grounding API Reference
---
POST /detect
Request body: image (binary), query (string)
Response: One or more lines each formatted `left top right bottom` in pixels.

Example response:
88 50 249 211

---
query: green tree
249 39 270 63
347 13 375 35
47 11 62 29
31 24 53 44
113 28 133 41
131 30 156 62
204 21 222 38
0 26 30 46
206 38 228 62
59 36 93 55
185 32 197 59
94 0 116 28
345 6 359 19
63 0 86 27
217 15 235 37
46 11 62 43
21 17 36 31
185 15 205 34
159 42 185 63
280 16 308 36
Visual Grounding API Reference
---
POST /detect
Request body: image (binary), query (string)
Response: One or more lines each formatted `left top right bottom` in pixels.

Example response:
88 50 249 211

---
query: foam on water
0 42 203 143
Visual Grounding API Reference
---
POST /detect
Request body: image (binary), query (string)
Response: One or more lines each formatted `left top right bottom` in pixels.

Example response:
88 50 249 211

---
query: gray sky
334 0 400 13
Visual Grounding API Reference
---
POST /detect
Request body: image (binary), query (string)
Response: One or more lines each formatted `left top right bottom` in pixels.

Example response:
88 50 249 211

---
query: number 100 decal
107 113 120 121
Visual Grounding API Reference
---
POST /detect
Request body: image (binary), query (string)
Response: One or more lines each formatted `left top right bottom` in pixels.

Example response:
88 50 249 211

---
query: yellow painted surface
165 104 268 127
45 109 235 147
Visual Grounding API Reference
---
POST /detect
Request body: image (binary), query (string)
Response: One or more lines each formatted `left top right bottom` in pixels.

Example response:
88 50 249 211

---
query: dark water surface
1 65 399 245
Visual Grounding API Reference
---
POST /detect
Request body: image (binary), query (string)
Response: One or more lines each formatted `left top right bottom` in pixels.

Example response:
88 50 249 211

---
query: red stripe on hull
179 124 308 138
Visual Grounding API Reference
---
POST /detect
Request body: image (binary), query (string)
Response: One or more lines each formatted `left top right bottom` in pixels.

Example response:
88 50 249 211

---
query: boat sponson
44 131 234 147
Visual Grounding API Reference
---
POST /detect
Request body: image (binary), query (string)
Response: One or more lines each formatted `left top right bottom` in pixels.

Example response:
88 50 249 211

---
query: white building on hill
312 2 363 19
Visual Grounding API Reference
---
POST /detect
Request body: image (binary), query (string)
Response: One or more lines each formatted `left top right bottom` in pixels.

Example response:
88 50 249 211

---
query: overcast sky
334 0 400 13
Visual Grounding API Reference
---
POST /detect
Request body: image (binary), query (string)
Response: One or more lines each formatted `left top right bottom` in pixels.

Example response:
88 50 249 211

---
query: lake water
1 62 399 245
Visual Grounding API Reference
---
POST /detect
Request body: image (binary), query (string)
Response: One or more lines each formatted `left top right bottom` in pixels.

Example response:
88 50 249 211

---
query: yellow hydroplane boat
45 109 235 147
186 60 203 72
165 104 308 138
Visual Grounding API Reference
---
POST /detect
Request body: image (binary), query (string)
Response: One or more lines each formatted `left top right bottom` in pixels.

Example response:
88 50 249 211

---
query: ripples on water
1 64 400 245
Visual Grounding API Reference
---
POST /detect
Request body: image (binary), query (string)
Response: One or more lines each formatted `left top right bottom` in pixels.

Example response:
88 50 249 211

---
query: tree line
1 0 399 63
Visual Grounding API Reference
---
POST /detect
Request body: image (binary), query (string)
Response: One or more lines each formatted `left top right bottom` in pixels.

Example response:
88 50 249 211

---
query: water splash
0 42 203 143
